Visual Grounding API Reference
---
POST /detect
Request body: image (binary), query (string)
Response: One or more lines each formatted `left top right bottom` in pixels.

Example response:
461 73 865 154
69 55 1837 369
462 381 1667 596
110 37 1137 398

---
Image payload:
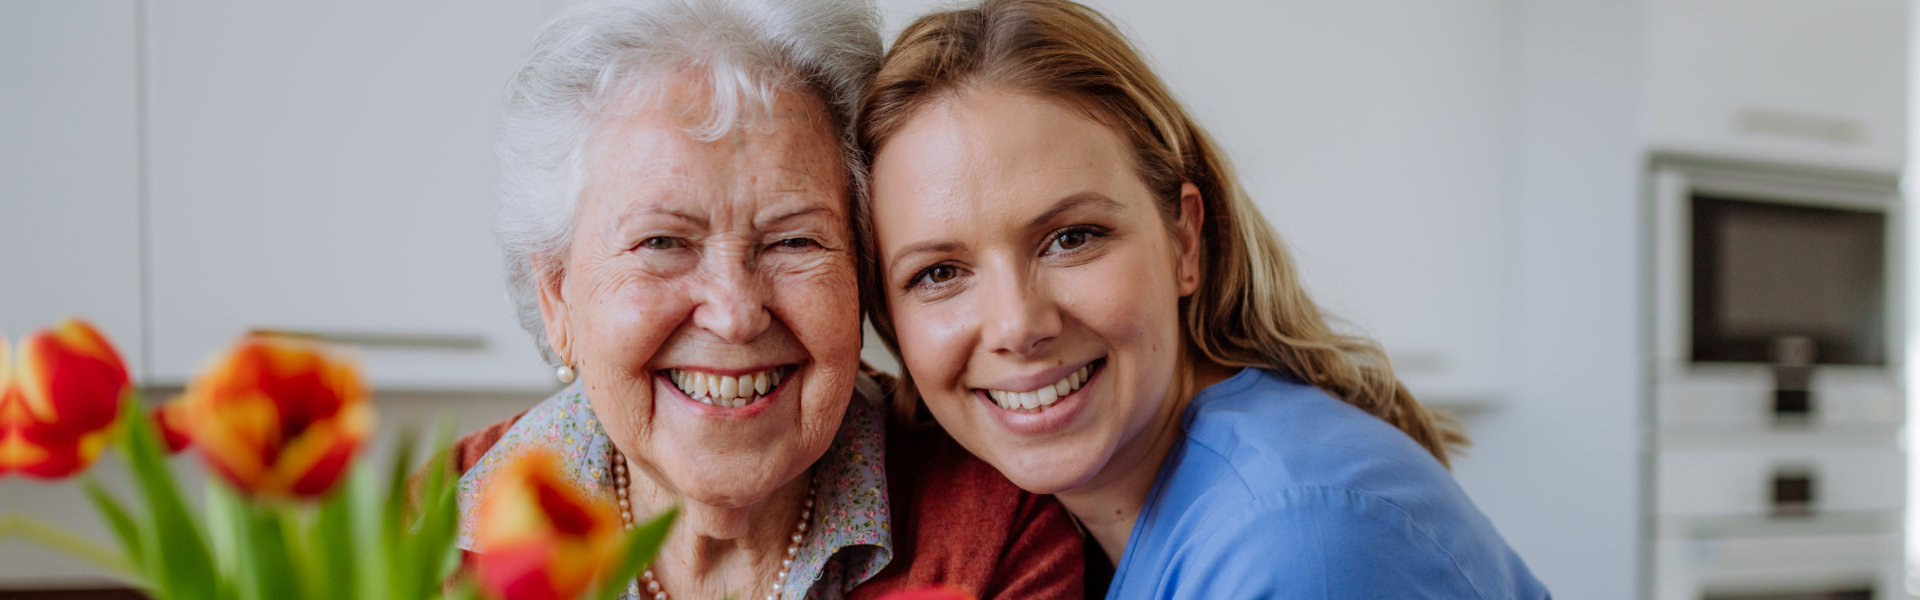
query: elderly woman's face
539 80 860 508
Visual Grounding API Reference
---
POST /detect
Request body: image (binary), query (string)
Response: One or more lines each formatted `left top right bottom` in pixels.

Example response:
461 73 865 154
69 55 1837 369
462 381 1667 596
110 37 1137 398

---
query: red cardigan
452 413 1084 599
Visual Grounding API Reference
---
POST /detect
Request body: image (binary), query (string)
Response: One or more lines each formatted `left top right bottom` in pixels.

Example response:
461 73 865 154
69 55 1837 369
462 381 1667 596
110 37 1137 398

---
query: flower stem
9 514 139 579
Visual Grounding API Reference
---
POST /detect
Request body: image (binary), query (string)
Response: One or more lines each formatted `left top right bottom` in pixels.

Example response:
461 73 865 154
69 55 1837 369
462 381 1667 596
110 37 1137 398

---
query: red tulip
1 320 132 479
876 586 977 600
180 334 371 499
474 448 622 600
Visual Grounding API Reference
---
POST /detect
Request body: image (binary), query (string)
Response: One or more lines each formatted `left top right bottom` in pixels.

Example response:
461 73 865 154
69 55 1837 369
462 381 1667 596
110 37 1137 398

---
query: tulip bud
181 334 371 499
875 586 978 600
2 334 20 477
474 448 622 600
152 399 192 454
3 320 132 479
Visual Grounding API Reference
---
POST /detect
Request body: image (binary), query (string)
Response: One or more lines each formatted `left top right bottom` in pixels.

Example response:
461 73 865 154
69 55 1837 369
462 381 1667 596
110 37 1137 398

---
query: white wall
1455 2 1648 599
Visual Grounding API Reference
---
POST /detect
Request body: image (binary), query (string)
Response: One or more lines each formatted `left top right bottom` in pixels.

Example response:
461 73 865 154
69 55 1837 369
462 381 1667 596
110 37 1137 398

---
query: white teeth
986 363 1095 412
664 366 790 407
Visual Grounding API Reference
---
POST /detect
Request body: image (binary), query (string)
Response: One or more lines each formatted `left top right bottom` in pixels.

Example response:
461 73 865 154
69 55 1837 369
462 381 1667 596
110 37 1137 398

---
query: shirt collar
456 377 894 599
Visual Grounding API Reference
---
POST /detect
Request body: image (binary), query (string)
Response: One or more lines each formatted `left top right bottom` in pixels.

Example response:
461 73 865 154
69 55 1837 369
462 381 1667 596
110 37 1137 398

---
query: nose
690 257 773 344
979 265 1060 357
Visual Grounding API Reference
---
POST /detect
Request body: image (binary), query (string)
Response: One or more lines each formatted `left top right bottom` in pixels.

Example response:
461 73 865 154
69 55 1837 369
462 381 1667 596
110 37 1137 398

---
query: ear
1173 182 1205 297
534 255 574 366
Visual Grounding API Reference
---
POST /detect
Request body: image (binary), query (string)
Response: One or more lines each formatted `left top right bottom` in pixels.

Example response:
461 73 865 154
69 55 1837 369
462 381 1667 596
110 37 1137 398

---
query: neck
1056 355 1238 561
624 457 814 599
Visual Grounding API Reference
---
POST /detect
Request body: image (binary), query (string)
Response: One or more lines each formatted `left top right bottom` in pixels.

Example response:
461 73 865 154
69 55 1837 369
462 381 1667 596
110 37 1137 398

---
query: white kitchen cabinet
0 1 145 587
1645 0 1910 172
143 0 557 391
0 0 145 378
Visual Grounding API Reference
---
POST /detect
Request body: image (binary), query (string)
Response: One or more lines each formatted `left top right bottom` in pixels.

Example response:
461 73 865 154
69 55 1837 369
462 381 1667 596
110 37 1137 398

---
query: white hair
493 0 882 363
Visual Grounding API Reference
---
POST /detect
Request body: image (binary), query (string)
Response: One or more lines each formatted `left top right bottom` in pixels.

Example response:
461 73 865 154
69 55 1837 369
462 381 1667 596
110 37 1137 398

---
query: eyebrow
757 206 834 229
618 205 708 229
1029 192 1122 229
888 191 1122 267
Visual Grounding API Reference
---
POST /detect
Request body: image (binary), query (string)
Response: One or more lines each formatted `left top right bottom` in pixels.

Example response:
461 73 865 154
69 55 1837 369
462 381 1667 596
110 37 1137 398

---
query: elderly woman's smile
662 365 796 409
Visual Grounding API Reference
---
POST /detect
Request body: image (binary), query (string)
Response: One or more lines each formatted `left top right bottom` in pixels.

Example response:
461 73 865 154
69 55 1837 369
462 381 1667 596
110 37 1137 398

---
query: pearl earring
556 363 576 384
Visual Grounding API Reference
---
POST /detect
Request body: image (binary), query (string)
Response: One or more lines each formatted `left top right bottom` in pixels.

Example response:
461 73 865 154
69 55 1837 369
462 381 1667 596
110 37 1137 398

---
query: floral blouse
455 376 894 599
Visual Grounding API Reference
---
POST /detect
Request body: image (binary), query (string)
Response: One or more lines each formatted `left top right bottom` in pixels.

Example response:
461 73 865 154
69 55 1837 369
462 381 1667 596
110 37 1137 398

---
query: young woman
856 0 1550 597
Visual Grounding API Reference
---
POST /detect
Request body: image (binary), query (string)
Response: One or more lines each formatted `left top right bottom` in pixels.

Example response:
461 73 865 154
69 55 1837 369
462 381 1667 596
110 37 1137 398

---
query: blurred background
0 0 1911 598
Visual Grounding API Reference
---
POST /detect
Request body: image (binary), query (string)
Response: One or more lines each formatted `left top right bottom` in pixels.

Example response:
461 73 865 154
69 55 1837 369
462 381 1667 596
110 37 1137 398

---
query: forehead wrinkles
584 103 848 224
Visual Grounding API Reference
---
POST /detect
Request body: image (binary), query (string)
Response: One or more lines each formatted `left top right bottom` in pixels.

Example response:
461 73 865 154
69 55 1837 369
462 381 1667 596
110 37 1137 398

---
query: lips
980 360 1100 412
663 365 795 409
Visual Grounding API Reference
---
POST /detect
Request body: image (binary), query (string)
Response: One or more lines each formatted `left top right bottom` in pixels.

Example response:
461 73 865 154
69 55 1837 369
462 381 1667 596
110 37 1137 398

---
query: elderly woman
448 0 1083 598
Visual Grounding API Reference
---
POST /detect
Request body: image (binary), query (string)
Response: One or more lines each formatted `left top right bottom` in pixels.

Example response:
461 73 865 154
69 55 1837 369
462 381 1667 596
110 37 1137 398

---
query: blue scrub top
1106 368 1550 599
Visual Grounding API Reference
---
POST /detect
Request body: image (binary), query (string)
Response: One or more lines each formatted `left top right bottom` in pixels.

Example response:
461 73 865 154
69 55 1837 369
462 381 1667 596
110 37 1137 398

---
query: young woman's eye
906 264 961 290
640 236 686 250
1045 225 1105 255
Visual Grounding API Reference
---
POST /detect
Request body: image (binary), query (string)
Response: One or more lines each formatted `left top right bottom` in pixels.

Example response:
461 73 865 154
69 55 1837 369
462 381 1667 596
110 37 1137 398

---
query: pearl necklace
610 448 814 600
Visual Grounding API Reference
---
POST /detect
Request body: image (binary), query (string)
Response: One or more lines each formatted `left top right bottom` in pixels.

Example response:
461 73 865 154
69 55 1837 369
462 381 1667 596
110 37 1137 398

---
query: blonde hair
856 0 1467 466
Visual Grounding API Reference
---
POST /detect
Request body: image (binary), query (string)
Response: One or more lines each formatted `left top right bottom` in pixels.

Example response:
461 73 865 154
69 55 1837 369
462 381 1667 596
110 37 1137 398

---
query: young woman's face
870 88 1203 495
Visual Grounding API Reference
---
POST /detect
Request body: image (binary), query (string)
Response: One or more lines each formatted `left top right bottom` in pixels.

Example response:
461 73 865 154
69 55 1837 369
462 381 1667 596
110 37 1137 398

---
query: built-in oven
1647 155 1905 600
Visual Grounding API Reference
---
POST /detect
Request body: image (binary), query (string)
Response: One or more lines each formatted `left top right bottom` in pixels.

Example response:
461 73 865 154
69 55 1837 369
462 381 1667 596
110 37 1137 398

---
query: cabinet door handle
250 329 488 351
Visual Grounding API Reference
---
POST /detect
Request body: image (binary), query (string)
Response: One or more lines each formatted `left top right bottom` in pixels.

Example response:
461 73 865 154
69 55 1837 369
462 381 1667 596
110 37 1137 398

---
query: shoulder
880 418 1048 549
1135 370 1550 599
451 412 526 475
1180 369 1456 500
1153 487 1495 599
857 418 1083 599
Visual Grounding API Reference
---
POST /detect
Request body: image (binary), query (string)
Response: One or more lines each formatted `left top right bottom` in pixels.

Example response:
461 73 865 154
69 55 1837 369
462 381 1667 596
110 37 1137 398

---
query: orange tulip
474 448 622 600
180 334 371 499
1 320 132 479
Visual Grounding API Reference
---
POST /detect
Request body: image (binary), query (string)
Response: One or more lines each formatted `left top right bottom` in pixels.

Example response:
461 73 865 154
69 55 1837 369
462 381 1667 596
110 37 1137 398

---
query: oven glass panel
1690 195 1886 365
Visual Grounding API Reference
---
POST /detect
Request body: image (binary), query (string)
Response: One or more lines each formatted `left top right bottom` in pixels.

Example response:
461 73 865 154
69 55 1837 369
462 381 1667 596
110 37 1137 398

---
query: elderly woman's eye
640 236 686 250
773 237 818 250
1046 225 1105 254
906 264 962 290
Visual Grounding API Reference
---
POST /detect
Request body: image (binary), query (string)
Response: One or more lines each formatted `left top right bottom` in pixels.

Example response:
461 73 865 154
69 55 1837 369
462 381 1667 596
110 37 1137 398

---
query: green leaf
232 500 301 600
397 419 465 599
11 514 137 580
381 428 422 600
590 507 679 600
401 470 463 599
309 480 360 599
343 464 389 600
118 398 221 599
205 480 258 600
81 478 145 572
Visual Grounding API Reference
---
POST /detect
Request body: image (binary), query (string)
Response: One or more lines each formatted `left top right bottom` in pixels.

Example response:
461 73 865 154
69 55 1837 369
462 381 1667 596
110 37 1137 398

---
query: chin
670 467 788 507
995 450 1101 496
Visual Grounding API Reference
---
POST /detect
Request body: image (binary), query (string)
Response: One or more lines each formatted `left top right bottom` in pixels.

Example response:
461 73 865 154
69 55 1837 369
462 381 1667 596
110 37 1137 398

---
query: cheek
891 300 973 395
772 256 861 352
568 262 691 372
